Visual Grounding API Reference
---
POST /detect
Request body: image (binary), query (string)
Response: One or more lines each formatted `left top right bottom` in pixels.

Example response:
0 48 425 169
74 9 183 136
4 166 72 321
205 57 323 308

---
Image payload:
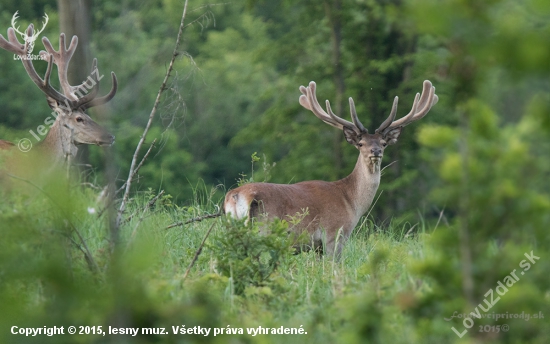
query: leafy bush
209 217 295 295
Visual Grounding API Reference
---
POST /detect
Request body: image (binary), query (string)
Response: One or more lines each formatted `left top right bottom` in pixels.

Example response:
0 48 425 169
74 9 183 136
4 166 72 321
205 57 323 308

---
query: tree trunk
324 0 345 175
58 0 93 167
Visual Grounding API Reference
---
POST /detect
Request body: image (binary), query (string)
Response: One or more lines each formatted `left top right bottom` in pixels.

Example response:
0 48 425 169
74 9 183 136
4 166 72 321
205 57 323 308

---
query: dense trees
0 0 547 221
0 1 441 217
1 1 549 342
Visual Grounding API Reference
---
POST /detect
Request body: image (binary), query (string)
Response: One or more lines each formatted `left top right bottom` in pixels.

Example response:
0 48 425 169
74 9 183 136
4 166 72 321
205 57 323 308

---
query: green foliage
236 152 276 186
209 217 295 295
0 174 229 343
1 0 550 342
0 171 424 343
404 0 550 342
0 0 451 219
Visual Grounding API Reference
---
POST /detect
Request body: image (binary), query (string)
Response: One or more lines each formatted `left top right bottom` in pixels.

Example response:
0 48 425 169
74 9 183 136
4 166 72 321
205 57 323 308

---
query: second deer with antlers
0 24 117 166
225 80 438 257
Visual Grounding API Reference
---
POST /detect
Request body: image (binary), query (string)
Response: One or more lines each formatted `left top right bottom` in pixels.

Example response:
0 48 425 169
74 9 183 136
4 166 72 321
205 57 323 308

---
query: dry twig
116 0 190 229
115 139 157 196
183 221 217 280
166 212 222 229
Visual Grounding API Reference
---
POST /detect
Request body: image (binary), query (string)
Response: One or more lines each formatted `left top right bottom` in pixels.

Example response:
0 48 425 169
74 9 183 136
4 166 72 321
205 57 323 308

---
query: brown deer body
0 24 117 166
225 80 438 256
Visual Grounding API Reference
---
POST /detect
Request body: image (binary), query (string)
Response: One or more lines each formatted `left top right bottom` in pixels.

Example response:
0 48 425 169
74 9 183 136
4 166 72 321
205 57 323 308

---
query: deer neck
337 155 381 218
39 118 77 165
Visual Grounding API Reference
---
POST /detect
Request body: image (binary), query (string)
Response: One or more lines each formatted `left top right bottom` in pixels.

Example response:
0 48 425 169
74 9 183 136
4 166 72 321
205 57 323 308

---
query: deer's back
224 181 355 235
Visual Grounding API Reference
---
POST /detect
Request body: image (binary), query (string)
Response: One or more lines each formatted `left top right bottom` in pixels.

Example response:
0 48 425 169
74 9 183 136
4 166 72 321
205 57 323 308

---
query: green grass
149 208 427 344
3 181 543 344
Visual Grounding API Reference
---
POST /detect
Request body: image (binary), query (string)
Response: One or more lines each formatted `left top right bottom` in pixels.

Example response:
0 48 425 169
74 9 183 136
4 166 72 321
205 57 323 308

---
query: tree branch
166 212 222 229
183 221 217 280
116 0 190 230
115 139 157 196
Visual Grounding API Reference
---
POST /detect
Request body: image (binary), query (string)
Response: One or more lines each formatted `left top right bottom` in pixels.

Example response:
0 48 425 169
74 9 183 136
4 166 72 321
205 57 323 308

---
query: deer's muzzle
97 134 115 146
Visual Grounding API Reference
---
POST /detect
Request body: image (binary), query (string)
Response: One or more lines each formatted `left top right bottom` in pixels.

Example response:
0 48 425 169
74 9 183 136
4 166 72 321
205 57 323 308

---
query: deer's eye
381 141 387 147
76 117 84 123
357 143 363 147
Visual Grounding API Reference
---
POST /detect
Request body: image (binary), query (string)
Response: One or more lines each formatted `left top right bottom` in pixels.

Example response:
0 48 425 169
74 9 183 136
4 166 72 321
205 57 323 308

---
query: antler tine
349 97 367 133
404 90 437 124
0 27 25 54
42 34 78 100
381 80 437 134
299 81 362 134
74 58 100 106
299 82 343 130
393 92 420 128
0 25 68 105
42 32 118 110
375 96 399 133
410 81 438 121
81 72 118 110
299 85 312 110
325 99 359 134
307 82 335 125
407 80 432 119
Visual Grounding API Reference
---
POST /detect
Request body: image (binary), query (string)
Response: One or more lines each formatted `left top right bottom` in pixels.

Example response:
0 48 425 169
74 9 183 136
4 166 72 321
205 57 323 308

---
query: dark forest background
0 0 548 224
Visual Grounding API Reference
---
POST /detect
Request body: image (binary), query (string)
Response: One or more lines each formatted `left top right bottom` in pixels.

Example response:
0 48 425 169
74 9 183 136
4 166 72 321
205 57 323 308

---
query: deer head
299 81 438 173
0 24 117 161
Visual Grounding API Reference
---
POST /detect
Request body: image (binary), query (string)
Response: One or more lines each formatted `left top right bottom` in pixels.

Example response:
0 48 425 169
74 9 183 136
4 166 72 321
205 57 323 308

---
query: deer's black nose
371 148 382 157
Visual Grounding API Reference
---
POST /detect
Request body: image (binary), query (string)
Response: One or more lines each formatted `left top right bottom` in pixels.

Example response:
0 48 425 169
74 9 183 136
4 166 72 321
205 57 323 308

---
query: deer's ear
343 127 361 147
383 127 402 145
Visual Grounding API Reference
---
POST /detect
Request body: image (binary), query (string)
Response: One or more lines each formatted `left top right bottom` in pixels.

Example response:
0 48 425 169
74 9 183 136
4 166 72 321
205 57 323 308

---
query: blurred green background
0 0 546 219
2 0 459 221
1 0 549 343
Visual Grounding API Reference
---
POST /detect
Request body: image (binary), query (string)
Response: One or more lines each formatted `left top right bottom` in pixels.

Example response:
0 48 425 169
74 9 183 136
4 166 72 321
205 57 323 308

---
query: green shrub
209 217 295 295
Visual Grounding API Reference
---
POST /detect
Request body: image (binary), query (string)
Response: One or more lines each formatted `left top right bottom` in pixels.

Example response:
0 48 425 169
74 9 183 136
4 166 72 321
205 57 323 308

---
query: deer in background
225 80 438 257
0 24 117 166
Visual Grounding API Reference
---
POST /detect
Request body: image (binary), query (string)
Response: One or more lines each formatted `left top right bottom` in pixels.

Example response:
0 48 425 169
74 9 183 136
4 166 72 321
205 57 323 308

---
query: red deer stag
0 24 116 166
225 80 438 257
